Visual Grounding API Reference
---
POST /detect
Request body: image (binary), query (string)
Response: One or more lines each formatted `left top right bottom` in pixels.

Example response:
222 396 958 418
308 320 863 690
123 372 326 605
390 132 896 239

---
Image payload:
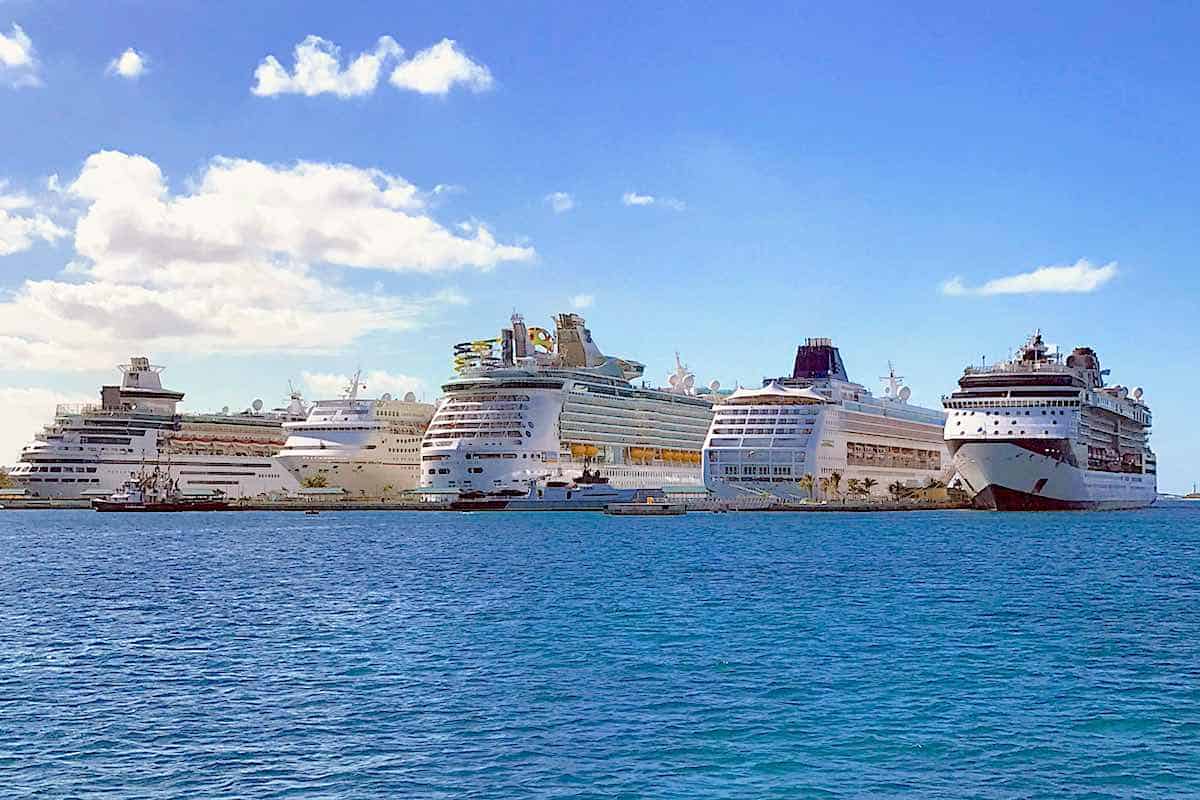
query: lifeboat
569 443 587 458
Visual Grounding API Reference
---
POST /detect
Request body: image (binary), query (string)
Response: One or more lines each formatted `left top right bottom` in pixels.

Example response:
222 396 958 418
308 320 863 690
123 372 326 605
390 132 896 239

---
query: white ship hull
13 453 298 500
277 455 422 496
952 442 1156 511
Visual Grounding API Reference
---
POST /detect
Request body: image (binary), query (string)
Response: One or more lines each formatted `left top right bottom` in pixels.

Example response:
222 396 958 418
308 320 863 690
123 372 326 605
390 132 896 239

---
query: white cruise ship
9 357 304 500
944 332 1156 510
276 370 435 496
420 313 716 495
703 338 950 500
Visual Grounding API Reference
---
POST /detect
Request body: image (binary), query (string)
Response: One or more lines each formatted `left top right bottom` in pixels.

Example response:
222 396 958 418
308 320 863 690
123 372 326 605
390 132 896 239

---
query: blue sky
0 1 1195 491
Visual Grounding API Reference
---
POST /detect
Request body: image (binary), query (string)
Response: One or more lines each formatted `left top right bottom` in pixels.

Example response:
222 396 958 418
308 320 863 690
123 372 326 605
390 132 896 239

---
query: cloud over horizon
0 151 527 370
942 259 1118 296
0 181 67 255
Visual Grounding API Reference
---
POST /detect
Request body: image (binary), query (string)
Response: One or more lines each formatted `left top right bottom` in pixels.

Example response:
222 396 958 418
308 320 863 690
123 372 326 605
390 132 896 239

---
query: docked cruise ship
276 371 435 496
703 339 950 500
420 313 715 495
9 357 304 500
944 332 1156 510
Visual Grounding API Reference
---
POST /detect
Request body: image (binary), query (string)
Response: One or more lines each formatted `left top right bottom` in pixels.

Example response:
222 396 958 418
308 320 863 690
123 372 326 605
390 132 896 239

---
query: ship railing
962 362 1076 376
55 403 104 416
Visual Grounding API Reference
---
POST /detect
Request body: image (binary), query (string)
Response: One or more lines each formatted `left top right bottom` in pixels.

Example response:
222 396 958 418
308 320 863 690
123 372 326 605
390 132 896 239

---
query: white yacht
9 357 305 500
944 332 1156 510
703 339 950 500
421 312 716 496
276 370 435 496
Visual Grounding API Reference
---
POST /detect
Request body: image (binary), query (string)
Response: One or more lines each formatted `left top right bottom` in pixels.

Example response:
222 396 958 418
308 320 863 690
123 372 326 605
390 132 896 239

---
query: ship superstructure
703 338 950 500
9 357 304 500
276 370 435 496
943 332 1156 510
420 313 715 495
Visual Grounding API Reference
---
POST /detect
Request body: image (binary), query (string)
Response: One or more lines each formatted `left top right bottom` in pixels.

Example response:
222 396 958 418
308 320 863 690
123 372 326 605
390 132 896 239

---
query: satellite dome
252 398 264 412
898 386 912 402
709 380 721 392
404 391 417 403
380 392 393 401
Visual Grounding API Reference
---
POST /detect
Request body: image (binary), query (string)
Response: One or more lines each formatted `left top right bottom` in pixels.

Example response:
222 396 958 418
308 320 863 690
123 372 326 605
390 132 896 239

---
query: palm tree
861 477 878 498
828 471 842 501
925 478 946 489
302 474 328 488
797 473 814 500
888 480 907 502
846 478 863 497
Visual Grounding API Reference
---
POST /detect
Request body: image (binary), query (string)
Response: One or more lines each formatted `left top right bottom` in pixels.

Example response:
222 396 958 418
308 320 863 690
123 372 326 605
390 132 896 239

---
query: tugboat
92 466 230 512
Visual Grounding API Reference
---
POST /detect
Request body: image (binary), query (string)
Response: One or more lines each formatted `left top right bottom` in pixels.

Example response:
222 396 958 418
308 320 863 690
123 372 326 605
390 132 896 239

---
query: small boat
451 469 649 511
304 509 320 516
605 500 687 516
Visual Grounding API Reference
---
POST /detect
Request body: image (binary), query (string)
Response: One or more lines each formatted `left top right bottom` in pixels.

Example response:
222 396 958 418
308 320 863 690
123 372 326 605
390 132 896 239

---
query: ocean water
2 506 1198 798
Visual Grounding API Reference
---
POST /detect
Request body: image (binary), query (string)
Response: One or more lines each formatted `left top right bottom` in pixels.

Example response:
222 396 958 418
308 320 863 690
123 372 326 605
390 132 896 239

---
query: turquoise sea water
2 506 1198 798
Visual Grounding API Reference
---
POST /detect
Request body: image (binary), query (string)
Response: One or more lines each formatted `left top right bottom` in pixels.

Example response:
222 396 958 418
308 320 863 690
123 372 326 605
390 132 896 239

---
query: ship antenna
346 368 365 402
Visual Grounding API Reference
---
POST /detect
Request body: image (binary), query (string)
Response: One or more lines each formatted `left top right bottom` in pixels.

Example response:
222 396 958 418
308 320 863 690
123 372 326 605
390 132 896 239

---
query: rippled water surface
2 506 1199 797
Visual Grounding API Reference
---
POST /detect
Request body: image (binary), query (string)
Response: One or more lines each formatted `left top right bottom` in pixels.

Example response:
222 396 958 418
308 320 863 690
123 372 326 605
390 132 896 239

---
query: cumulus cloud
0 151 532 370
252 35 402 97
545 191 574 214
942 259 1118 296
252 35 493 99
0 387 93 466
106 48 147 79
0 181 67 256
389 38 493 95
569 293 593 309
0 23 40 88
302 369 425 400
622 191 684 210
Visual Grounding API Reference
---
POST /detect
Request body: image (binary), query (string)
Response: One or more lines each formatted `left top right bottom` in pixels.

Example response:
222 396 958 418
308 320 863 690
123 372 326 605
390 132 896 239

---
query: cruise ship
276 370 435 496
9 357 304 500
944 332 1156 510
703 338 950 500
420 313 716 495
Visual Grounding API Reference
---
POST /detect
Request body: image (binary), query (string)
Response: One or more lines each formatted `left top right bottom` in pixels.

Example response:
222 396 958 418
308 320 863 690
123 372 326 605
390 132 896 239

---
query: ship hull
92 500 231 512
952 441 1156 511
278 456 421 497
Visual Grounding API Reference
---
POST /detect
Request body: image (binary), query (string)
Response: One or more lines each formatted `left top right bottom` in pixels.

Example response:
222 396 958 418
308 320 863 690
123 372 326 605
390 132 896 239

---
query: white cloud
389 38 493 95
302 369 425 400
569 293 593 309
545 191 574 214
0 181 67 255
0 151 532 370
0 23 40 88
0 387 93 466
622 191 685 210
942 259 1118 296
106 48 147 80
253 35 402 98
